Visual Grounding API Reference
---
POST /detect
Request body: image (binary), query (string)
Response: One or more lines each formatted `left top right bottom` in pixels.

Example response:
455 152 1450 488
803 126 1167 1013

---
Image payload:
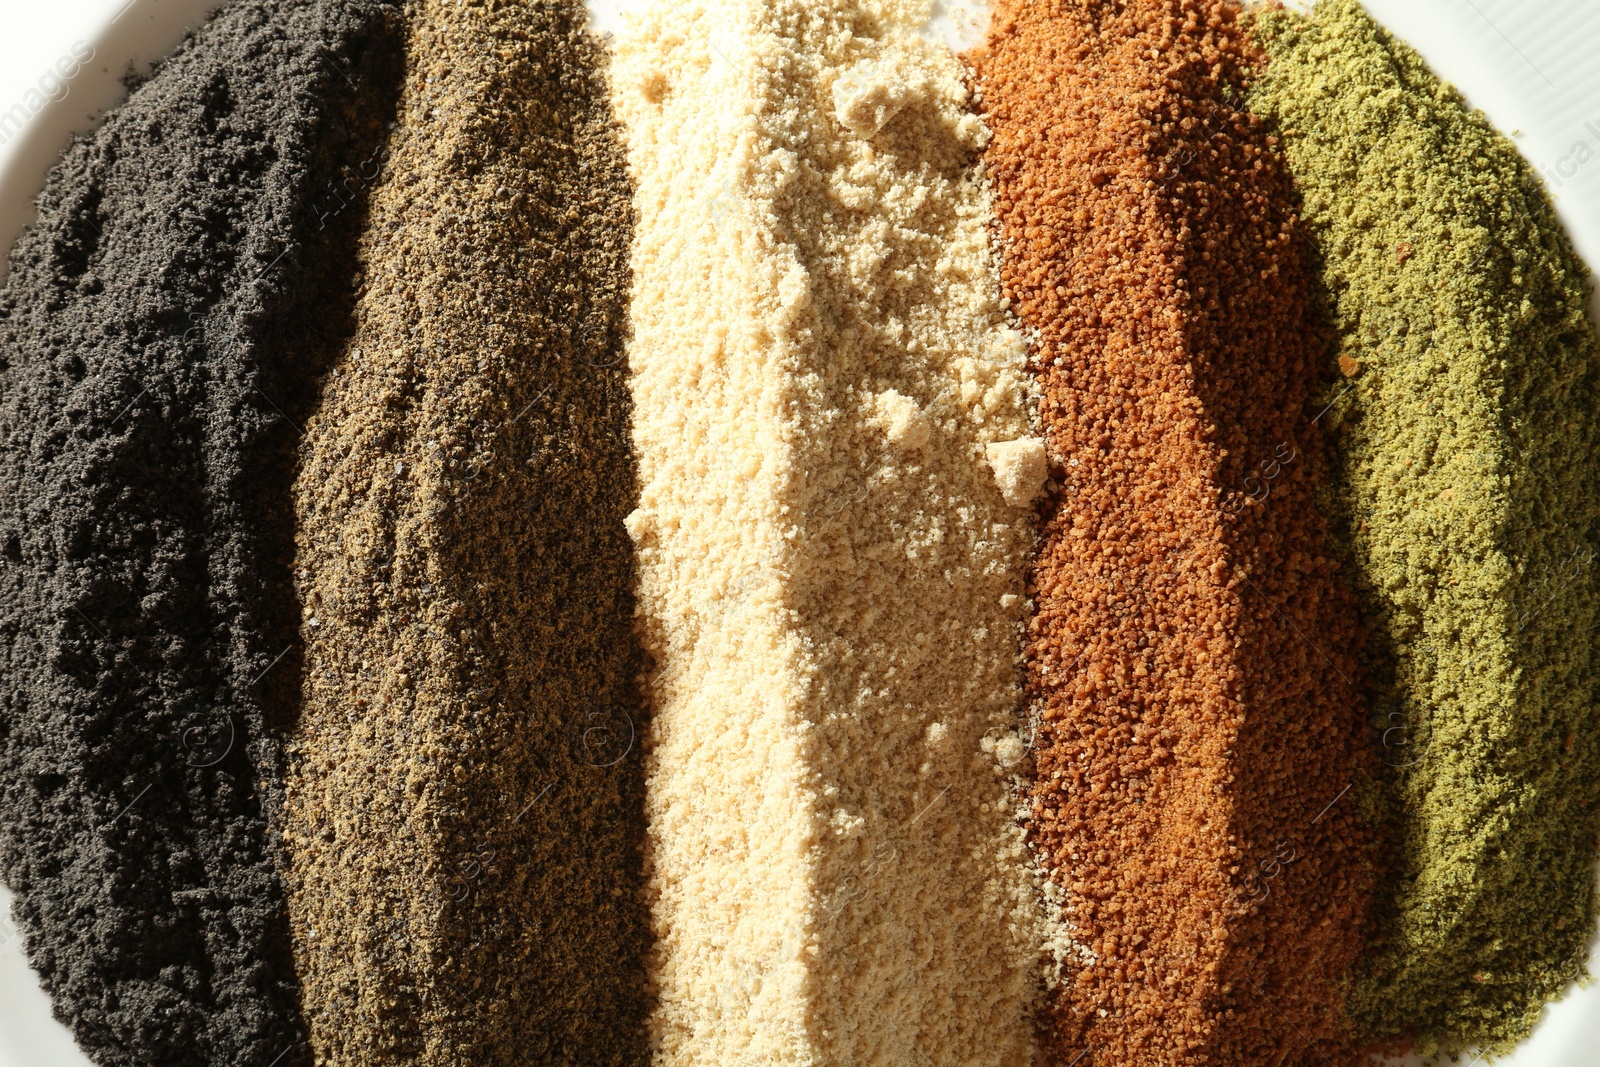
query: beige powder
613 1 1052 1063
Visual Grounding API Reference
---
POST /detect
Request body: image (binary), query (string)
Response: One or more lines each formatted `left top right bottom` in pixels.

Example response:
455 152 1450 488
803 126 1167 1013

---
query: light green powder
1251 0 1600 1055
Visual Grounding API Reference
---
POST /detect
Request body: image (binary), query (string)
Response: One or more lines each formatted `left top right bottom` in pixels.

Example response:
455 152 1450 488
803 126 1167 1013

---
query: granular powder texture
614 0 1052 1062
0 3 401 1065
974 2 1376 1064
1252 1 1600 1053
280 1 649 1064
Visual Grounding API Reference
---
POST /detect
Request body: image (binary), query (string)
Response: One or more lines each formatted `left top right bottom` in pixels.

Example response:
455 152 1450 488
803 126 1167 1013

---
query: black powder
0 2 403 1065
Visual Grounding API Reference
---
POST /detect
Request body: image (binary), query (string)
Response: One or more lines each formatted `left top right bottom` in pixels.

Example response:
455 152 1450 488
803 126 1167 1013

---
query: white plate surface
0 1 1596 1064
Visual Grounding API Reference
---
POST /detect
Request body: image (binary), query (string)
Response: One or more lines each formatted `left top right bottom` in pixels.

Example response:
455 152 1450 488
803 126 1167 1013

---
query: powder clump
974 1 1377 1063
614 0 1053 1063
986 437 1048 507
1252 0 1600 1054
282 1 649 1064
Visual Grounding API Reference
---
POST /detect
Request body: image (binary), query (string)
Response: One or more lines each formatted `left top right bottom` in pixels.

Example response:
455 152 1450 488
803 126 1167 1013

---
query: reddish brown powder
972 3 1377 1064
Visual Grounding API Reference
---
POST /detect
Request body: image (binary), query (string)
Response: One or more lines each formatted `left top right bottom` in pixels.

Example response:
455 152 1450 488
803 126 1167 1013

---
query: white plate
0 0 227 283
0 1 1596 1064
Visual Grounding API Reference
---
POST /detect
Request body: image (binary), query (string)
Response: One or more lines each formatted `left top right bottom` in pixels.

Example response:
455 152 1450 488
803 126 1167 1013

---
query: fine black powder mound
0 2 403 1065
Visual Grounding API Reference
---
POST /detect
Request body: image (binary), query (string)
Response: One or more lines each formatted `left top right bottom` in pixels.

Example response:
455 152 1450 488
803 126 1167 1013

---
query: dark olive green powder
282 0 648 1064
1251 0 1600 1055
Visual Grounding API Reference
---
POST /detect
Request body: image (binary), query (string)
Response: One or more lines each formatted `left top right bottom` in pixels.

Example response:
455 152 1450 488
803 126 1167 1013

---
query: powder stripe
1251 0 1600 1052
974 1 1378 1063
614 0 1052 1062
282 1 649 1063
0 3 403 1066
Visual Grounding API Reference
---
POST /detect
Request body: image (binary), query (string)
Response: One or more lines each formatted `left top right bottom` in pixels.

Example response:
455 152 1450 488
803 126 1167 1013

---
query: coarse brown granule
613 0 1055 1063
281 1 649 1064
0 3 402 1065
973 2 1377 1064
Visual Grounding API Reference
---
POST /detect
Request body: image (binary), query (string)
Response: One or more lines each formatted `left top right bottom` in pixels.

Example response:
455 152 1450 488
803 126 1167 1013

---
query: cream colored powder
614 2 1051 1063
